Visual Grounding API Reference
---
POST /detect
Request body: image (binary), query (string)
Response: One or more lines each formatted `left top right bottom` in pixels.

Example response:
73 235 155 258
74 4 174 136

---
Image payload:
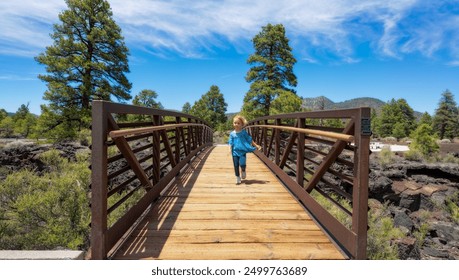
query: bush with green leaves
404 148 424 162
446 192 459 223
438 153 459 164
310 190 352 228
367 206 405 259
409 123 439 156
0 149 91 250
311 191 405 259
378 146 395 168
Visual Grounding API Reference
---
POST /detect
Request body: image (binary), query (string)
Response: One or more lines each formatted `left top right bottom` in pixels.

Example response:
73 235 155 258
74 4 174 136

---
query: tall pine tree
433 90 459 139
373 98 416 139
190 85 227 129
35 0 131 139
242 23 298 119
132 89 163 109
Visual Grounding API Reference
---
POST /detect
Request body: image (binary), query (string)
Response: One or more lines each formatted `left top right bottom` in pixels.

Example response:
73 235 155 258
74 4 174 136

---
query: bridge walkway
111 145 346 260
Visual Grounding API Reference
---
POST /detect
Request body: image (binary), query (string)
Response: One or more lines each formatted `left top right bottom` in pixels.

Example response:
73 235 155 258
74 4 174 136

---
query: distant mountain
301 96 425 119
302 96 386 112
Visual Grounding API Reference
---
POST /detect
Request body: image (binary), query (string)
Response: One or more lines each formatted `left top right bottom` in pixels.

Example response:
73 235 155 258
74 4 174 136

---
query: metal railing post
296 118 305 187
90 100 108 259
353 108 371 259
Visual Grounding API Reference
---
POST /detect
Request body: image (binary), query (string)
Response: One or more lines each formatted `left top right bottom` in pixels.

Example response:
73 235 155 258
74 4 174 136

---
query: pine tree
418 112 433 127
190 85 227 129
270 91 302 115
0 109 7 122
12 104 37 138
131 89 163 122
242 23 298 119
373 98 416 139
433 90 459 139
132 89 163 109
182 102 191 114
35 0 131 139
410 123 439 156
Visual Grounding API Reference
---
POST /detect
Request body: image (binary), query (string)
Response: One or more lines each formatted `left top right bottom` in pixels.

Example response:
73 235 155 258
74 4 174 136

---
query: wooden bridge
90 101 371 260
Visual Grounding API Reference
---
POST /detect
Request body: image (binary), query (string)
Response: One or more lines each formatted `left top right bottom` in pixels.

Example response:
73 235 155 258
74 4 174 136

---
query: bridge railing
247 107 371 259
90 100 213 259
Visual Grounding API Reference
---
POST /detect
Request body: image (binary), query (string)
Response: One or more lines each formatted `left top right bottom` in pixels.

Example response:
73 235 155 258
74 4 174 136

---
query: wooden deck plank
145 210 312 220
115 243 344 260
112 145 346 260
130 229 330 242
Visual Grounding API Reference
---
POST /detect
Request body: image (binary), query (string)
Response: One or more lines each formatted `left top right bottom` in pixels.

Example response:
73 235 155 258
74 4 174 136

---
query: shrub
0 154 90 250
440 153 459 164
404 148 424 162
367 210 404 259
77 128 91 146
378 146 395 168
39 149 67 172
310 190 352 228
446 192 459 223
413 222 430 248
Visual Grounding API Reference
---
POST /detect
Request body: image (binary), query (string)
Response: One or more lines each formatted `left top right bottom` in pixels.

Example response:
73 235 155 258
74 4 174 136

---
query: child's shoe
236 176 241 184
241 171 246 179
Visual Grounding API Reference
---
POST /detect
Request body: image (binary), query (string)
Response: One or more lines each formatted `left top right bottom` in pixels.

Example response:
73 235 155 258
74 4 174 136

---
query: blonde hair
233 115 248 126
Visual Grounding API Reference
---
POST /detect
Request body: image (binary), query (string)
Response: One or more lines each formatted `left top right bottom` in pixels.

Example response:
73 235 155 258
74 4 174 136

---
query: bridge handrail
109 123 209 139
247 107 371 259
90 100 213 259
245 124 354 142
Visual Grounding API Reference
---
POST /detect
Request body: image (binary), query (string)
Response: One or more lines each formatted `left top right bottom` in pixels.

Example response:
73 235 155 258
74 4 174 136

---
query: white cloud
1 0 458 63
0 1 65 56
0 74 36 81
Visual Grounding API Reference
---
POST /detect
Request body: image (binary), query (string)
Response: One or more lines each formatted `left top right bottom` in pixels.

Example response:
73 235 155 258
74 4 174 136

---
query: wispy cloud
0 1 66 56
0 74 37 81
1 0 458 64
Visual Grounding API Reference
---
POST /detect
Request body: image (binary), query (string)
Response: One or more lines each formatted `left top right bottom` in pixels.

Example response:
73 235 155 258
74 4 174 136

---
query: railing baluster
152 115 161 184
275 119 281 165
296 118 305 187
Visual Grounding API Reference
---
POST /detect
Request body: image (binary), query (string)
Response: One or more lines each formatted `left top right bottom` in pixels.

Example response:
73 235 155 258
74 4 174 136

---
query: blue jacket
228 129 256 156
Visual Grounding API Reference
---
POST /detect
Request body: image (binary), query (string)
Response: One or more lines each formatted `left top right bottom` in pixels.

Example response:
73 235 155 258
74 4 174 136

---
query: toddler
228 115 261 184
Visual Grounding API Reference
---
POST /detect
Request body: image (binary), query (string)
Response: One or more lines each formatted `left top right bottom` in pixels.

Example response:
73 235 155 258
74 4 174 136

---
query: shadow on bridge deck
110 145 346 260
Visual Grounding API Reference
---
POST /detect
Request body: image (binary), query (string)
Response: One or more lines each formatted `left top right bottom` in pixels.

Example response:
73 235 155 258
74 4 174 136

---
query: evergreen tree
0 109 7 122
270 91 302 115
12 104 30 122
373 98 416 139
410 123 439 156
131 89 163 122
35 0 131 140
182 102 191 114
132 89 163 109
190 85 227 129
0 117 14 138
12 104 37 138
242 23 297 119
418 112 433 127
432 90 459 139
370 109 379 138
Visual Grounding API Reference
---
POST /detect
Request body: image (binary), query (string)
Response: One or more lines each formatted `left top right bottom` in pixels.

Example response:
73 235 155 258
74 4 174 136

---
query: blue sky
1 0 458 116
